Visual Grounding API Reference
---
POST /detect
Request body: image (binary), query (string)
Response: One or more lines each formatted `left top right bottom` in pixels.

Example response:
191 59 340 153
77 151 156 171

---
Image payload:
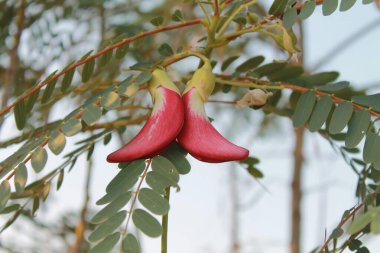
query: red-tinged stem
121 159 151 248
215 76 380 119
0 19 203 118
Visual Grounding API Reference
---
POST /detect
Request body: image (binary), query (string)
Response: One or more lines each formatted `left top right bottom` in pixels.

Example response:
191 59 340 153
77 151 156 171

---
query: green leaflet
150 16 164 26
328 102 353 134
82 59 95 82
151 156 179 187
90 232 120 253
253 62 286 77
323 0 339 16
61 68 75 92
132 209 162 238
340 0 357 11
317 81 349 92
48 130 66 155
91 191 132 224
363 131 380 164
26 88 40 111
82 104 102 126
348 207 380 234
145 171 173 194
89 211 127 242
0 180 11 212
135 72 153 86
299 1 316 20
14 100 26 130
31 147 48 173
105 160 145 197
292 91 316 128
14 163 28 193
101 92 121 110
221 56 239 71
345 110 371 148
158 43 174 57
61 118 82 137
123 234 141 253
138 188 170 215
162 143 190 175
283 8 297 29
41 79 58 104
115 43 129 59
308 96 333 132
269 0 289 15
236 56 265 72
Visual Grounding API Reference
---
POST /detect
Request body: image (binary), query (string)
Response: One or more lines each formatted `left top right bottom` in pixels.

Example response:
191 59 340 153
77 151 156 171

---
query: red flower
107 64 249 164
107 69 184 163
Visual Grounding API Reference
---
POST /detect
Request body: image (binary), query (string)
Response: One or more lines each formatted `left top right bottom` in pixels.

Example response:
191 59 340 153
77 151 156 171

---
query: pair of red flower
107 63 249 164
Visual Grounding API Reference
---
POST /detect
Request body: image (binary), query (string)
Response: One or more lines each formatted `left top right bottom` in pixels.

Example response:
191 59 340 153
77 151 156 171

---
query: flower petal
177 87 249 163
107 71 184 163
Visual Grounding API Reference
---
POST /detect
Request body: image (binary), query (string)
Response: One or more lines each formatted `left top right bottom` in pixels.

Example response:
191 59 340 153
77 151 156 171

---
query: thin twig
120 159 152 251
215 75 380 118
0 19 203 118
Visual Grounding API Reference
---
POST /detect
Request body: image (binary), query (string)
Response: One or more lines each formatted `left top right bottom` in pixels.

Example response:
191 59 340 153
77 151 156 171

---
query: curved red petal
107 87 184 163
177 88 249 163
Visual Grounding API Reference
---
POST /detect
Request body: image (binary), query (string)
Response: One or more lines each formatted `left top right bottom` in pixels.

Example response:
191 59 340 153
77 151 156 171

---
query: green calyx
148 69 179 98
184 61 215 101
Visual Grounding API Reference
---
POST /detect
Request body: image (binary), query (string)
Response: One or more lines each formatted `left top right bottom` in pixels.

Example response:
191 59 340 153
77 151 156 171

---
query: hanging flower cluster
107 63 249 164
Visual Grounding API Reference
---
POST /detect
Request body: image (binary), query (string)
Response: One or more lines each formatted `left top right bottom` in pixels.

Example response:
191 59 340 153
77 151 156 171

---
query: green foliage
138 188 170 215
236 56 265 72
308 96 333 132
132 209 163 237
323 0 339 16
91 192 132 224
123 234 141 253
158 43 174 57
90 232 120 253
150 16 164 26
348 206 380 234
283 8 297 29
292 91 317 128
89 155 188 251
299 1 316 20
345 110 371 148
269 0 289 15
14 164 28 193
221 56 239 71
31 147 48 173
0 0 378 251
328 102 353 134
89 211 127 242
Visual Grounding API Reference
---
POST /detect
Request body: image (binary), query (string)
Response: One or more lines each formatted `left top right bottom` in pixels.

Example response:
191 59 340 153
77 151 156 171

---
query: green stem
161 187 171 253
196 0 211 24
216 0 258 38
159 50 211 68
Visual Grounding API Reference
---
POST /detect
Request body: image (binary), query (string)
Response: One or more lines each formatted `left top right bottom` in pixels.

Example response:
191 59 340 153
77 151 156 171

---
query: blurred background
0 0 380 252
